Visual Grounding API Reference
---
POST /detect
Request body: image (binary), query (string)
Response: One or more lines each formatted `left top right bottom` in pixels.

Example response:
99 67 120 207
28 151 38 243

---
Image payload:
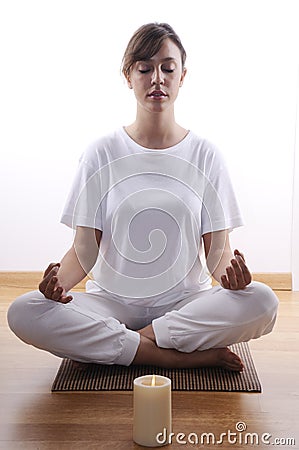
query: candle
133 374 172 447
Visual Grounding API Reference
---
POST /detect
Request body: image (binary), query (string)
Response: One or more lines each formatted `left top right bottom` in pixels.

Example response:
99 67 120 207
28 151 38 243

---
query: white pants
7 281 278 366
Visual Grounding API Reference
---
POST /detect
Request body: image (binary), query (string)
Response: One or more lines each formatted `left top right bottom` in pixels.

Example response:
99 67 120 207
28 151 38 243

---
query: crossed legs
7 282 278 371
133 281 279 371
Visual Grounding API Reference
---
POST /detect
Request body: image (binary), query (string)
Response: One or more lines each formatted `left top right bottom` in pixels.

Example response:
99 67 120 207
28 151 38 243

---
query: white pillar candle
133 374 172 447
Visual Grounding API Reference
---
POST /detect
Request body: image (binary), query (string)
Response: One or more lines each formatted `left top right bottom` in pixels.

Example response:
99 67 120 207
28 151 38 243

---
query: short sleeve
60 157 103 231
201 146 243 235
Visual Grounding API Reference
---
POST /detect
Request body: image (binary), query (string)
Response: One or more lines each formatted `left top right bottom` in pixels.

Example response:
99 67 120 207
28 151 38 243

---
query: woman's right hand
38 263 73 303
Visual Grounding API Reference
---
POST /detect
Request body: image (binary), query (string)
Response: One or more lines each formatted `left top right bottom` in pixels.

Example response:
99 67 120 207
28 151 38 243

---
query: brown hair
121 23 186 78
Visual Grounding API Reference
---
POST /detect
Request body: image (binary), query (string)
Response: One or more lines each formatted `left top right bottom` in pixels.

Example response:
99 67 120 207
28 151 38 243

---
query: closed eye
138 69 175 74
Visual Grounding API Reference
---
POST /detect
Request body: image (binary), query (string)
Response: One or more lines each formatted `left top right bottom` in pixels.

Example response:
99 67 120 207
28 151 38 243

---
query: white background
0 0 298 286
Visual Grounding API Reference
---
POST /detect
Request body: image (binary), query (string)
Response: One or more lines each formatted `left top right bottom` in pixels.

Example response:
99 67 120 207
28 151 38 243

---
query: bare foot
195 347 244 372
133 334 244 371
137 325 244 371
169 346 244 372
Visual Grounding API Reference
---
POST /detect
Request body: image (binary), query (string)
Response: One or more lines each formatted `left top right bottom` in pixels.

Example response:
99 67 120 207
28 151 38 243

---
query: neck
126 107 187 149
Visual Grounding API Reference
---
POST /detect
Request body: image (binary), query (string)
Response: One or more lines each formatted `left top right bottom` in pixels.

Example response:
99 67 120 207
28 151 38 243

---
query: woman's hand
220 249 252 290
38 263 73 303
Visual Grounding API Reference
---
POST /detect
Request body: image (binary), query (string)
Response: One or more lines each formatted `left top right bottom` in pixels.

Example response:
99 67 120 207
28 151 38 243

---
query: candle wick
151 375 156 386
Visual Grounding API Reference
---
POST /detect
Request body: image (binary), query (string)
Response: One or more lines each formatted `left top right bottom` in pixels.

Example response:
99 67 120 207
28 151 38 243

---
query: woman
8 23 278 371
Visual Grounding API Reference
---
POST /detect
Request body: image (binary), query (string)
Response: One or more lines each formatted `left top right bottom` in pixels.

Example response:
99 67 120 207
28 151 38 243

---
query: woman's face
127 38 187 115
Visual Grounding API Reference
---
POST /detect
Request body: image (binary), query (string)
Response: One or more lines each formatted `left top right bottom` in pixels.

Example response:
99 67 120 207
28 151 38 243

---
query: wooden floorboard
0 286 298 449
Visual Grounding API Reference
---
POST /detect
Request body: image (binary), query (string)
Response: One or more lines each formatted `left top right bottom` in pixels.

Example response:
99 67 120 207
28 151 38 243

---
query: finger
39 266 60 293
235 254 252 285
51 285 64 301
221 275 230 289
49 282 73 303
234 249 245 262
226 266 238 289
231 258 246 289
59 295 73 304
44 262 60 278
43 276 59 299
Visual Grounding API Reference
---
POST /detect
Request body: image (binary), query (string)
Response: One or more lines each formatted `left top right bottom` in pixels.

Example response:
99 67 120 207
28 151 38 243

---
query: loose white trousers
7 281 278 366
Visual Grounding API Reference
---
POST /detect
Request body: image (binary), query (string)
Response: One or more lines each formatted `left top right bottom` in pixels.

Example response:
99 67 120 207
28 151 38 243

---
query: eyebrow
140 57 177 63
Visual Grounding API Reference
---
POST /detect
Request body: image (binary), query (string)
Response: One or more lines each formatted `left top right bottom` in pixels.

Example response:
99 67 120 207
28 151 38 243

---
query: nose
151 67 164 85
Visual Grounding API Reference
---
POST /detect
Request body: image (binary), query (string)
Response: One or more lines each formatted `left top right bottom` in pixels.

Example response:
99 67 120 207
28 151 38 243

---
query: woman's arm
39 226 102 303
203 230 252 290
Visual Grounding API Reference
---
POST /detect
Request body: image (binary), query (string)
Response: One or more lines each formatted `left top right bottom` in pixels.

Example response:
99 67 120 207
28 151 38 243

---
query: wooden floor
0 284 298 449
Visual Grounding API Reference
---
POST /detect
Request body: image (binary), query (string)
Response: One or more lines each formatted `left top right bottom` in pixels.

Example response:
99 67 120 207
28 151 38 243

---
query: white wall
292 71 299 290
0 0 298 275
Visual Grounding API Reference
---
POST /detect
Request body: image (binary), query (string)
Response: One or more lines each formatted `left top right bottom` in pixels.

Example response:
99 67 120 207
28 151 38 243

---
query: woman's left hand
220 249 252 290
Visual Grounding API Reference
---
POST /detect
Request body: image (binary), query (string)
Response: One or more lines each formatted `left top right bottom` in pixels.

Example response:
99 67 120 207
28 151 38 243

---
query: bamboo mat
52 342 261 392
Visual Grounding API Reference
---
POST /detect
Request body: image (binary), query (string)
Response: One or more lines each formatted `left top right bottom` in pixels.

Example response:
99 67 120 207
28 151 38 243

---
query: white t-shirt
61 127 243 306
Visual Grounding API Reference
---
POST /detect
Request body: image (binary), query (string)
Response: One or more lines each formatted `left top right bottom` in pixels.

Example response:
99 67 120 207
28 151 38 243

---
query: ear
179 67 187 87
125 74 133 89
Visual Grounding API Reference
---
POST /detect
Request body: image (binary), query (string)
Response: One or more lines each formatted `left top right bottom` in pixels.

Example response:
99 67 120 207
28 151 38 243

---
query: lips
148 90 167 98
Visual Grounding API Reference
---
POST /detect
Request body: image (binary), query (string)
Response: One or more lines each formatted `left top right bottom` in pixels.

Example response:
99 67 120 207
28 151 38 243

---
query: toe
220 348 244 371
